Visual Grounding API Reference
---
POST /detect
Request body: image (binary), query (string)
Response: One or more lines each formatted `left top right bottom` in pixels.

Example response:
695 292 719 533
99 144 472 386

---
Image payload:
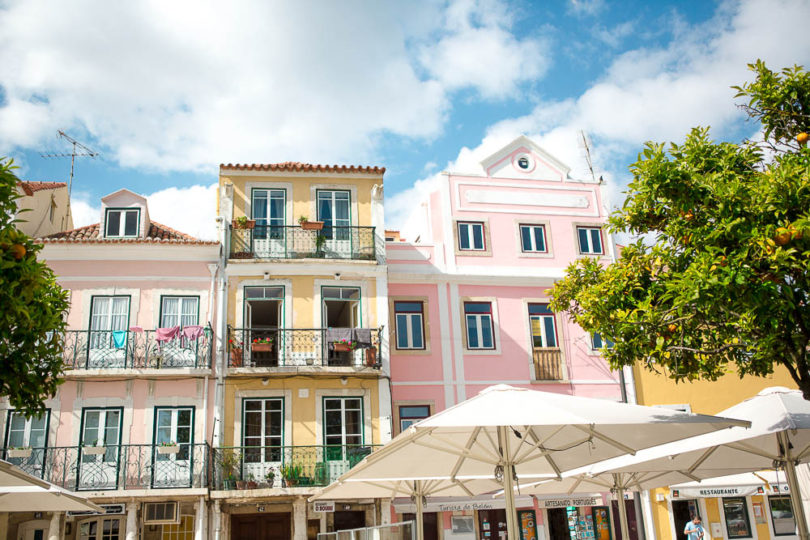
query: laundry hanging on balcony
181 325 205 346
353 328 373 349
155 326 180 350
112 330 128 349
325 327 373 350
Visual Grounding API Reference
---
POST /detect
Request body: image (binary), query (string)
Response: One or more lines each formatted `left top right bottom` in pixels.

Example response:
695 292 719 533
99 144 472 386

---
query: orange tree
0 159 69 413
549 61 810 398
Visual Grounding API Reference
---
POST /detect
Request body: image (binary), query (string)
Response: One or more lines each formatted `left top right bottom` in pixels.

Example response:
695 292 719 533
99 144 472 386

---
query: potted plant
83 439 107 455
157 441 180 455
314 233 327 257
236 478 248 490
281 463 301 487
229 339 243 366
223 474 237 490
221 450 239 490
298 215 324 231
7 446 32 458
364 346 378 367
232 216 256 230
333 339 356 352
251 336 274 352
246 474 258 490
265 468 275 488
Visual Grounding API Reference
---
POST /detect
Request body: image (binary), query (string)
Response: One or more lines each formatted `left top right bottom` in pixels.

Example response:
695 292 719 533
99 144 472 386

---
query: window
4 410 49 475
520 224 547 253
591 333 614 350
577 226 604 255
89 296 130 350
517 156 530 170
399 405 430 431
723 497 753 538
465 302 494 350
78 517 124 540
154 407 193 456
79 408 122 490
457 222 485 251
252 189 285 240
394 301 425 350
324 397 363 461
160 297 199 328
769 496 796 536
529 304 557 348
318 190 351 240
243 399 283 463
105 208 139 238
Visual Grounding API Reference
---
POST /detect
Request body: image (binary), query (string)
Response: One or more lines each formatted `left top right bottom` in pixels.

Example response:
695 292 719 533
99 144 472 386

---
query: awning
670 471 790 499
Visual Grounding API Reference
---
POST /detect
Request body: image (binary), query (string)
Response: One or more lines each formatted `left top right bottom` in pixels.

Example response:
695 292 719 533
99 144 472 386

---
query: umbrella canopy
0 459 103 513
0 459 50 488
330 385 749 540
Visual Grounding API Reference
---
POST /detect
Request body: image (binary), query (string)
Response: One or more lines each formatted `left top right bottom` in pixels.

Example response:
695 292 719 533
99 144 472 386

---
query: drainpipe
213 217 227 448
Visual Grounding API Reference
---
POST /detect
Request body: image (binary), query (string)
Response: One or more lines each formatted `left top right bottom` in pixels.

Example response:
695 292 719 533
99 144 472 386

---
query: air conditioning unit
143 502 179 525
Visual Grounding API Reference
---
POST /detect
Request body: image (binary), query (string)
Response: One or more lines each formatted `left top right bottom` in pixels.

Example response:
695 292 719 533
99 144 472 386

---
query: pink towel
129 326 144 333
181 325 204 346
155 326 180 343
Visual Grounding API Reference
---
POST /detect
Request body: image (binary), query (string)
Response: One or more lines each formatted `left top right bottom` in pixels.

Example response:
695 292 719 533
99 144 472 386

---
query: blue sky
1 0 809 239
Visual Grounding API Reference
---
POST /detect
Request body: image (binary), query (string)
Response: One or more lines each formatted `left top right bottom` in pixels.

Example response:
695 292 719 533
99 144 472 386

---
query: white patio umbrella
0 459 103 512
327 385 749 540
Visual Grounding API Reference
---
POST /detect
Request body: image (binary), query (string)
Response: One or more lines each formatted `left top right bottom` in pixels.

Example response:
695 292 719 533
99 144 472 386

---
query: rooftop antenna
578 130 600 184
41 130 99 198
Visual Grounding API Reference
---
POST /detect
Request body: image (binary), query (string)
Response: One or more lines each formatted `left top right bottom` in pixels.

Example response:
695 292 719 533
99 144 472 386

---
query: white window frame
394 302 425 350
323 397 364 447
160 296 199 328
529 314 557 348
105 208 140 238
398 404 431 432
464 302 495 350
457 221 486 251
519 224 547 253
576 226 604 255
5 410 49 449
591 333 614 350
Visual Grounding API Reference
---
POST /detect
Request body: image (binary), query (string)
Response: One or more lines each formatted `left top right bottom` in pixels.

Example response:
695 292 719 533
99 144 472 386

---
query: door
404 512 439 540
253 189 286 257
547 509 570 540
478 510 508 540
88 296 129 368
17 520 49 540
159 296 200 367
4 410 49 477
593 507 613 540
243 398 283 486
77 517 124 540
244 286 284 366
231 513 291 540
323 397 363 481
153 407 194 488
672 500 699 540
318 190 351 256
322 287 361 366
611 501 639 540
79 408 122 490
333 511 366 532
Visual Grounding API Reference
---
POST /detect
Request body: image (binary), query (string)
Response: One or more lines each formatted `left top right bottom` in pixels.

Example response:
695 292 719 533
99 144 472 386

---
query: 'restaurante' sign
671 484 787 499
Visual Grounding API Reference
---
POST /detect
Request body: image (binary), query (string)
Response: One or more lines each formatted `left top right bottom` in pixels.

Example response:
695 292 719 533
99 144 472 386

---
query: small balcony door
322 287 361 366
323 397 363 482
3 410 49 477
317 190 351 256
88 296 129 368
152 407 194 488
78 408 122 490
242 399 283 485
244 286 284 366
252 189 286 257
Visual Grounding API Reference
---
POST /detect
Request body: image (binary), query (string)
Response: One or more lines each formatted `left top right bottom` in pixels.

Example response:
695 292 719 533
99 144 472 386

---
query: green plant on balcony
232 216 256 230
298 215 324 231
281 463 302 487
220 450 240 490
265 468 275 488
315 233 327 256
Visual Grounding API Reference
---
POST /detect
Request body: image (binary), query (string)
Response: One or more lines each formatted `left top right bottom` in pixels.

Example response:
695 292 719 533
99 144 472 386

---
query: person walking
685 515 705 540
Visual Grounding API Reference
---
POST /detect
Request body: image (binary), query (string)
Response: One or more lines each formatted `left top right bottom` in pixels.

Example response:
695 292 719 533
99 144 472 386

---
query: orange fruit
10 244 26 260
667 324 678 334
775 228 791 246
798 132 809 145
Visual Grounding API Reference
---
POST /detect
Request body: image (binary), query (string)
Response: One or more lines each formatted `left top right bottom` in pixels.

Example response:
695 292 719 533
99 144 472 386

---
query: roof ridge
220 162 385 174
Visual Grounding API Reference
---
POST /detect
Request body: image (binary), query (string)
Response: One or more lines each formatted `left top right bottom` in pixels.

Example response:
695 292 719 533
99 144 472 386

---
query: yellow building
15 180 73 236
213 162 391 540
633 365 798 540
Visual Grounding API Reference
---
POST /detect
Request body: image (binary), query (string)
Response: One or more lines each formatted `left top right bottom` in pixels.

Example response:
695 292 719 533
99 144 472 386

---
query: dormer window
105 208 140 238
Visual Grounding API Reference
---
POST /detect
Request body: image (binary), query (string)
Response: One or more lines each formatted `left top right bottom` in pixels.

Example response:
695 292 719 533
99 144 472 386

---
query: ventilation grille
143 502 179 524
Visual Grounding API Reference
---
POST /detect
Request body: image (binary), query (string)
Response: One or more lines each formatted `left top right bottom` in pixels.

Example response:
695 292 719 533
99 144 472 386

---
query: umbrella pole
414 480 425 540
778 432 809 540
613 474 631 540
499 426 520 540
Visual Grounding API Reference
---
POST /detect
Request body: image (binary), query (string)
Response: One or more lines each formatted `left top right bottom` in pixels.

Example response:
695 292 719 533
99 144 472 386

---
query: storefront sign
672 486 761 499
314 501 335 513
540 496 603 509
393 495 534 513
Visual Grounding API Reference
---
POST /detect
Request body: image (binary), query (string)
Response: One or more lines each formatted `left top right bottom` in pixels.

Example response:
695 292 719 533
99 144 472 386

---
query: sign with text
314 501 335 513
540 496 603 509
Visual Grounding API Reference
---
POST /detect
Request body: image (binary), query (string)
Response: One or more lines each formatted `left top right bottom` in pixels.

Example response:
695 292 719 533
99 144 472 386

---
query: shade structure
0 459 103 513
327 385 749 540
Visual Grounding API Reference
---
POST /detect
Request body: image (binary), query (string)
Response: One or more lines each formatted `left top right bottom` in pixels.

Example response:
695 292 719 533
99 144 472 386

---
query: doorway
244 286 283 367
231 513 291 540
404 512 439 540
333 511 366 532
322 287 361 367
671 500 700 540
547 508 571 540
477 509 507 540
610 501 639 540
17 520 50 540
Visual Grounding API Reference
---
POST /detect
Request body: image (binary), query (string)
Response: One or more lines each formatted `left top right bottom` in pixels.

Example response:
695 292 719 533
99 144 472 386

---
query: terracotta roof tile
18 181 67 195
39 221 217 245
220 161 385 174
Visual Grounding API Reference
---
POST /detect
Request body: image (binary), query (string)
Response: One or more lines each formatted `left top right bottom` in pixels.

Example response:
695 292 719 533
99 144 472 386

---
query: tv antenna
41 130 99 198
578 130 600 184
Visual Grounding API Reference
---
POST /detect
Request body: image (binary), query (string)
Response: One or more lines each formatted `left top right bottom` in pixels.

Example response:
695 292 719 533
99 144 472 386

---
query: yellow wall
16 186 73 237
220 173 381 227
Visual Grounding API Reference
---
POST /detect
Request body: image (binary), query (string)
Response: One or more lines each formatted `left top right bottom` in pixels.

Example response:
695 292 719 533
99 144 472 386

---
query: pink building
387 136 634 540
0 189 220 540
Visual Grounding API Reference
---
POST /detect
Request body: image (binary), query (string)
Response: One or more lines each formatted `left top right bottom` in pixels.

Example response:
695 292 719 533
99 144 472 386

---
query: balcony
533 347 564 380
1 444 209 491
228 327 381 369
229 225 376 261
211 445 380 491
62 327 213 370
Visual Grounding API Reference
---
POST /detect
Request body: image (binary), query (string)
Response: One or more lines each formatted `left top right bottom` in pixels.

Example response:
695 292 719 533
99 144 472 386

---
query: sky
2 0 810 240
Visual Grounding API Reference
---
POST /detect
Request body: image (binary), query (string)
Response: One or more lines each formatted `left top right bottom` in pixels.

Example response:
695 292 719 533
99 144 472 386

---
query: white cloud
567 0 605 17
0 0 551 172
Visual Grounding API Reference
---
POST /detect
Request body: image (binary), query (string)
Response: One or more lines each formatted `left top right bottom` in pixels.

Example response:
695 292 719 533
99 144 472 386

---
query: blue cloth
112 331 127 349
684 521 704 540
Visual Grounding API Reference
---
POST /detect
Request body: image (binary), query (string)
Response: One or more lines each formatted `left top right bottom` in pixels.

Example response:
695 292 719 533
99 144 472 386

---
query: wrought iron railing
228 327 381 368
0 444 209 491
211 445 380 490
61 326 213 370
533 347 564 380
229 225 376 260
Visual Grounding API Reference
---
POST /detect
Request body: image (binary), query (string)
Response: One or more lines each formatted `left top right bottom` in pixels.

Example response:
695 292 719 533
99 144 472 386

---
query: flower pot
247 481 258 489
283 477 296 488
300 221 324 231
7 448 32 458
252 343 273 352
236 480 248 490
223 478 236 490
364 347 378 367
265 477 275 488
232 219 256 230
333 343 353 352
83 446 107 455
230 349 243 367
157 445 179 455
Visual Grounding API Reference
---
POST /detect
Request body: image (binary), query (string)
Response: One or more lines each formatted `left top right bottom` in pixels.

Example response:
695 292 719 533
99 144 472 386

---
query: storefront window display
723 497 753 538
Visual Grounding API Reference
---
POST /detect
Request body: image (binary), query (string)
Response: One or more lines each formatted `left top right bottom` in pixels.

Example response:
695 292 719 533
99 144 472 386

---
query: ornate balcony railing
211 445 380 490
229 225 376 261
0 444 209 491
533 347 564 380
61 326 213 370
228 327 381 369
